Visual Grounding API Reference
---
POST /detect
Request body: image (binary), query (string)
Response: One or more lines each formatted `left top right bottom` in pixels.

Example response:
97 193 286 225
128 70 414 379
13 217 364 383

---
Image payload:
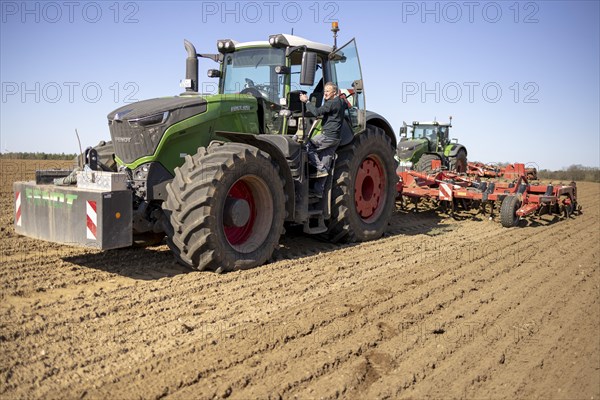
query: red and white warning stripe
439 183 453 201
15 192 22 226
86 200 97 240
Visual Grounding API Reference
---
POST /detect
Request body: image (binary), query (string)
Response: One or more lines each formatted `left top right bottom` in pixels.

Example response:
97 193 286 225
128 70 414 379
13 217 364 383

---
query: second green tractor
396 117 468 174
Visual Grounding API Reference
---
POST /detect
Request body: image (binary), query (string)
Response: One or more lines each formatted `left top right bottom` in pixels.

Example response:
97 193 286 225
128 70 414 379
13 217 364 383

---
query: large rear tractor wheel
416 154 441 174
500 195 522 228
327 125 398 243
163 143 286 272
449 149 468 173
73 140 117 171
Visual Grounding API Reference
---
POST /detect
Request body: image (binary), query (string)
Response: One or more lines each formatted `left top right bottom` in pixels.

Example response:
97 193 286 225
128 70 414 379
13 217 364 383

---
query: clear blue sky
1 0 599 170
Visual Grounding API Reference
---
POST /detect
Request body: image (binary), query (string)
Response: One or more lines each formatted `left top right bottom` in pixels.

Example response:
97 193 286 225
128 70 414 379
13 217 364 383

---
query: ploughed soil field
1 159 599 399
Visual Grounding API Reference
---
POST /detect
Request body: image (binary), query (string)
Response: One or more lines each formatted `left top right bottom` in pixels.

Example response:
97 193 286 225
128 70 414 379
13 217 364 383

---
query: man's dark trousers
307 135 340 194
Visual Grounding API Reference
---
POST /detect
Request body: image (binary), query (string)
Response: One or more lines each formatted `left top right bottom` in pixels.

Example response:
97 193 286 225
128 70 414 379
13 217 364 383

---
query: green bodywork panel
309 120 323 138
409 141 428 163
118 94 259 173
397 139 428 163
443 144 454 157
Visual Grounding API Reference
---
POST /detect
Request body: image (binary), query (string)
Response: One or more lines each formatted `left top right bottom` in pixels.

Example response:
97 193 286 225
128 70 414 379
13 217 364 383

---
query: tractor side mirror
300 52 317 86
352 79 363 94
207 69 221 78
399 126 407 138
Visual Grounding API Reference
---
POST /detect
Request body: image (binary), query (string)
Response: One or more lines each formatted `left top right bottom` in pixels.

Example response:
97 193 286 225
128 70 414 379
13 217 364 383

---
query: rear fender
365 111 397 148
444 144 467 158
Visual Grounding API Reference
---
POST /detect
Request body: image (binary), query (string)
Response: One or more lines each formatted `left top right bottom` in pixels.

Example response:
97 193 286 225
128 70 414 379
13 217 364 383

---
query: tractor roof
413 121 452 127
236 34 333 53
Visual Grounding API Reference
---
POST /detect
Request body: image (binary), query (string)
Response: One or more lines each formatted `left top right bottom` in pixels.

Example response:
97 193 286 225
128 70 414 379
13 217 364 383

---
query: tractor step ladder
304 209 327 234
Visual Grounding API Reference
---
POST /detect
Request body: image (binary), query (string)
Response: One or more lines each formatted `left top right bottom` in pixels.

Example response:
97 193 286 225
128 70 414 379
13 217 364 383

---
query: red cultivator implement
466 162 538 180
397 163 580 227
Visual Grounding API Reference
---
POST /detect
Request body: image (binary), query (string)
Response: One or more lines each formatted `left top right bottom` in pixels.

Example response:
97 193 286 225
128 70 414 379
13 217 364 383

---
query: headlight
135 164 149 180
268 34 289 48
217 39 237 53
128 111 169 128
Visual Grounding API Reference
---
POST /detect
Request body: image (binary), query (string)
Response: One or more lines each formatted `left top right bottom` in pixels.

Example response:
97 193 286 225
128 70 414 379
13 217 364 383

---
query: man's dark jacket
304 96 346 141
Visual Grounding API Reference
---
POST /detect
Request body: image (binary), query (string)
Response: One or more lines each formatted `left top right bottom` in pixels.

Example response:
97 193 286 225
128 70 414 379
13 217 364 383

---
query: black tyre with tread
449 149 468 173
163 143 286 272
500 195 522 227
327 125 397 243
416 153 441 174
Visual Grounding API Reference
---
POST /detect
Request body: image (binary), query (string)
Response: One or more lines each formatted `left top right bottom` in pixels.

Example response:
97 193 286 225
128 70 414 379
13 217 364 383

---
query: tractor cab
412 122 451 152
200 33 366 141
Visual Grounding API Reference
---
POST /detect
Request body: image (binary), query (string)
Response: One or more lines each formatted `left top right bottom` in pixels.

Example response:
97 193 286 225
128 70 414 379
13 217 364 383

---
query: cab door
329 39 366 134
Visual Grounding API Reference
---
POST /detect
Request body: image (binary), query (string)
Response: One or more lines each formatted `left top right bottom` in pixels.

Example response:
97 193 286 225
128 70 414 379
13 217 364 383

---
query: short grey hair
324 82 338 93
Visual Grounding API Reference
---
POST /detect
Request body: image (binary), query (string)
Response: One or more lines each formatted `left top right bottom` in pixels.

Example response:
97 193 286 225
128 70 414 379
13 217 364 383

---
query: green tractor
396 117 468 174
15 24 398 272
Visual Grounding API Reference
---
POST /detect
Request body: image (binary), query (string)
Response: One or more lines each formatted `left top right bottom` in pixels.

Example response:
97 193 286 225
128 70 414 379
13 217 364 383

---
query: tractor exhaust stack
183 39 198 93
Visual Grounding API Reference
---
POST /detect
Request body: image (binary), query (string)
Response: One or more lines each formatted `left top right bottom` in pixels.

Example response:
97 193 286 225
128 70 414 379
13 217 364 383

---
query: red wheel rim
224 180 256 245
355 156 385 221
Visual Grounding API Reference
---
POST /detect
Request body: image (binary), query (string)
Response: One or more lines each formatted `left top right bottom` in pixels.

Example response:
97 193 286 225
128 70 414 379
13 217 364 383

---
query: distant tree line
0 152 76 160
538 165 600 183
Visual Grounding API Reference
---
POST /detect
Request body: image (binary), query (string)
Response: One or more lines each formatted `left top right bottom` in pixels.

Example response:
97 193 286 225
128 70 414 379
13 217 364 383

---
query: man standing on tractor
300 82 345 196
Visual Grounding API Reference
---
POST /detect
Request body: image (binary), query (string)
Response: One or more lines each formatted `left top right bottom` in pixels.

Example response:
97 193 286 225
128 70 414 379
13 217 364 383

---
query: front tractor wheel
416 154 441 174
163 144 286 272
327 125 398 243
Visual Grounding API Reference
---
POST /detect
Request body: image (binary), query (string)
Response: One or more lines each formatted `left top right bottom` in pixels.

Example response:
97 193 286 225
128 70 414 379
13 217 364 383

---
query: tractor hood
108 96 207 164
396 138 428 162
